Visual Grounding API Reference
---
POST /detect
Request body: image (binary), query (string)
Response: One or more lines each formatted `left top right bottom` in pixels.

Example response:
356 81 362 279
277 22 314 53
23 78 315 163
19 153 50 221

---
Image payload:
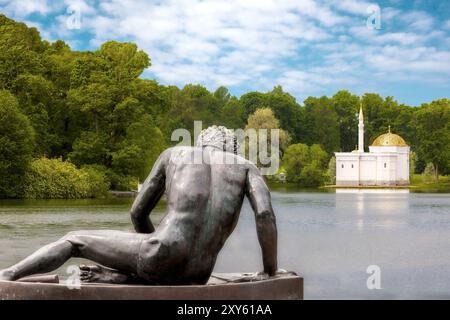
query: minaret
358 103 364 152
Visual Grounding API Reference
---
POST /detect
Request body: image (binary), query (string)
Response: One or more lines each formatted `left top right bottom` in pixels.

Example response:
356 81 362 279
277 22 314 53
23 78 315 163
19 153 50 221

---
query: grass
410 174 450 193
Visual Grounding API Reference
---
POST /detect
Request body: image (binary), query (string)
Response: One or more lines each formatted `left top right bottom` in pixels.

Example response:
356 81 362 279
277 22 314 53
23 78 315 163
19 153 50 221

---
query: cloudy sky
1 0 449 106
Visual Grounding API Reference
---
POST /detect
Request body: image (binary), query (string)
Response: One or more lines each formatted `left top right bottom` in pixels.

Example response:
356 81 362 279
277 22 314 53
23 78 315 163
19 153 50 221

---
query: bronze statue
0 126 278 285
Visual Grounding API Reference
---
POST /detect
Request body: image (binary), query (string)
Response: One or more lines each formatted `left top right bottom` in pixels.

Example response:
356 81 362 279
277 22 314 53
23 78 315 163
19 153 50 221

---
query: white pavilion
335 106 410 186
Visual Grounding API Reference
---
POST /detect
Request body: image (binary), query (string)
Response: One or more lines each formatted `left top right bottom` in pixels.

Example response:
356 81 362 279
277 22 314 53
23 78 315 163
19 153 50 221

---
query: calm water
0 190 449 299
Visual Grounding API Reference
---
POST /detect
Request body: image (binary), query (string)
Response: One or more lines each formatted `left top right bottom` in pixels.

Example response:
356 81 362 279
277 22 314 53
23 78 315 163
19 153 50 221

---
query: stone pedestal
0 273 303 300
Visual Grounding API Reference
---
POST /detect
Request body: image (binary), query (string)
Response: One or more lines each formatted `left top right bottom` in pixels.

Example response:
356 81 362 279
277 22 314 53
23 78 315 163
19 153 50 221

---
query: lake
0 189 449 299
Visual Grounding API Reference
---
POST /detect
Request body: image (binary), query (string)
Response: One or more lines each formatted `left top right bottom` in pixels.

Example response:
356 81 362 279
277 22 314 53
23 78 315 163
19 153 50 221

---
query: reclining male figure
0 126 278 284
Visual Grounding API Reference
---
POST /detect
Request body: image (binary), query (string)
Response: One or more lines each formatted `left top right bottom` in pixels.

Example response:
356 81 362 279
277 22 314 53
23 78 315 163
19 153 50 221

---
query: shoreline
321 185 414 189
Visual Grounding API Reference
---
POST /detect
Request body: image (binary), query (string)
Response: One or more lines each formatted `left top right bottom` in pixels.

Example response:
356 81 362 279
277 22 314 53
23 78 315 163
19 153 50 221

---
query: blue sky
1 0 449 106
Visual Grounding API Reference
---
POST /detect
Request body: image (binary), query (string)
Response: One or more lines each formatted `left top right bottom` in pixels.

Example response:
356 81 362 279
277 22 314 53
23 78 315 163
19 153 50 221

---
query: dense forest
0 14 449 198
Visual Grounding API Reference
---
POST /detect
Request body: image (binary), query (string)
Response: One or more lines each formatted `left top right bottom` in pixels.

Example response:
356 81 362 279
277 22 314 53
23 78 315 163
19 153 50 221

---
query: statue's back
151 146 250 281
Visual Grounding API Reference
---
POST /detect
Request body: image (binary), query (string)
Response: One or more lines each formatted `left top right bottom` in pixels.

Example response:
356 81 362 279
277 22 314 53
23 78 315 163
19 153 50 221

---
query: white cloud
366 45 450 74
330 0 377 15
399 10 434 31
0 0 449 103
71 0 342 89
0 0 55 18
382 7 402 22
348 23 442 46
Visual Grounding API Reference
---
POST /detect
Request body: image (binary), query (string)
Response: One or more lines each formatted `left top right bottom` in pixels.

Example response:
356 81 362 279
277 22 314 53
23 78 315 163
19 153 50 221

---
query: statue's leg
0 239 72 281
0 230 148 281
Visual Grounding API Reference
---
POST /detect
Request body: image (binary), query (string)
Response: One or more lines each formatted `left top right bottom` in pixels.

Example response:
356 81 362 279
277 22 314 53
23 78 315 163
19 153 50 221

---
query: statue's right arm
130 149 170 233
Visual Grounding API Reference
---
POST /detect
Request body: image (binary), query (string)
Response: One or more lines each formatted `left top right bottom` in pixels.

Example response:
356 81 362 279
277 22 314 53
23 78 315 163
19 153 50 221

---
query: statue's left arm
130 149 170 233
245 165 278 276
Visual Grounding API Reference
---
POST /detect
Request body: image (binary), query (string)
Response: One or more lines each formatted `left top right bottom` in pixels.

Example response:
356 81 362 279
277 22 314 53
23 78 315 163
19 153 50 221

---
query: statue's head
196 125 239 154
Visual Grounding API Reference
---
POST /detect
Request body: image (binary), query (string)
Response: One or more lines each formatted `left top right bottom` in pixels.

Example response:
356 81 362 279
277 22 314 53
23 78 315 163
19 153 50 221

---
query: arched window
351 164 354 168
341 164 344 169
384 163 387 168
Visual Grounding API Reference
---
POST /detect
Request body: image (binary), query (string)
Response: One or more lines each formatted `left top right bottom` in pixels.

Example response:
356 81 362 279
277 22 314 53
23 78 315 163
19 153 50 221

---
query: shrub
107 171 139 191
282 143 310 183
282 143 329 187
80 165 110 198
299 161 327 187
327 156 336 184
23 157 109 199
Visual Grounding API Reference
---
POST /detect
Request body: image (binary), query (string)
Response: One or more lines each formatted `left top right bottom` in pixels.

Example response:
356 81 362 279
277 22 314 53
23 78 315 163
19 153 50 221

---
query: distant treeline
0 14 449 198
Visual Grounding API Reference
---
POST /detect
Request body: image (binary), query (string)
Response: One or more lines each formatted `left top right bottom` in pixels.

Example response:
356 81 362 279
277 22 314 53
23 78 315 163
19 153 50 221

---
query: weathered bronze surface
0 126 281 288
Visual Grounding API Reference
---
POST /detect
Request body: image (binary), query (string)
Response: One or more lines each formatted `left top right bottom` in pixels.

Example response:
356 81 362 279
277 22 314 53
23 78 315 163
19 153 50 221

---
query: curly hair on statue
196 125 239 155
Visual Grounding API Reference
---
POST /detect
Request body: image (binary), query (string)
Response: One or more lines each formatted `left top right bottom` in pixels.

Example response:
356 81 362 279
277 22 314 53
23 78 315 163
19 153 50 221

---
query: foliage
245 108 291 154
80 164 111 198
282 143 328 186
327 156 336 185
108 171 140 192
0 90 35 198
299 161 327 187
409 151 417 177
23 158 109 199
302 96 340 154
422 163 437 183
332 90 360 152
414 99 450 177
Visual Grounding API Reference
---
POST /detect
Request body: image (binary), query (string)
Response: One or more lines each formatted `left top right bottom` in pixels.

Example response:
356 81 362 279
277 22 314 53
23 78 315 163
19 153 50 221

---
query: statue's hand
274 269 298 277
255 269 297 280
254 271 270 280
257 269 297 279
275 268 289 275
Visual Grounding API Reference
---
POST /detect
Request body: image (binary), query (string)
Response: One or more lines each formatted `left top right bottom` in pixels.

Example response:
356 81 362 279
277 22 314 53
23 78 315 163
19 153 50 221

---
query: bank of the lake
269 177 450 194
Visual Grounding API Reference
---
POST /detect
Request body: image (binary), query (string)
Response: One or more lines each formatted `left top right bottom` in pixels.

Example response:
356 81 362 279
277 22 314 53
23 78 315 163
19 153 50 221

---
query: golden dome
371 126 408 147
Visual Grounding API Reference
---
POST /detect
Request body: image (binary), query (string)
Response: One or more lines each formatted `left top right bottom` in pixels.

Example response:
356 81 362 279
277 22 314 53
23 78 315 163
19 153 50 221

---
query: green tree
303 96 340 154
310 144 328 168
0 90 35 197
69 131 109 167
97 41 150 87
414 99 450 178
361 93 416 149
0 15 47 89
327 156 336 184
214 86 231 107
112 114 166 181
332 90 360 151
282 143 310 183
220 97 246 129
409 151 417 178
67 83 114 133
299 161 327 187
282 143 328 186
361 93 385 145
239 91 267 119
245 108 291 166
11 73 58 155
266 86 302 141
